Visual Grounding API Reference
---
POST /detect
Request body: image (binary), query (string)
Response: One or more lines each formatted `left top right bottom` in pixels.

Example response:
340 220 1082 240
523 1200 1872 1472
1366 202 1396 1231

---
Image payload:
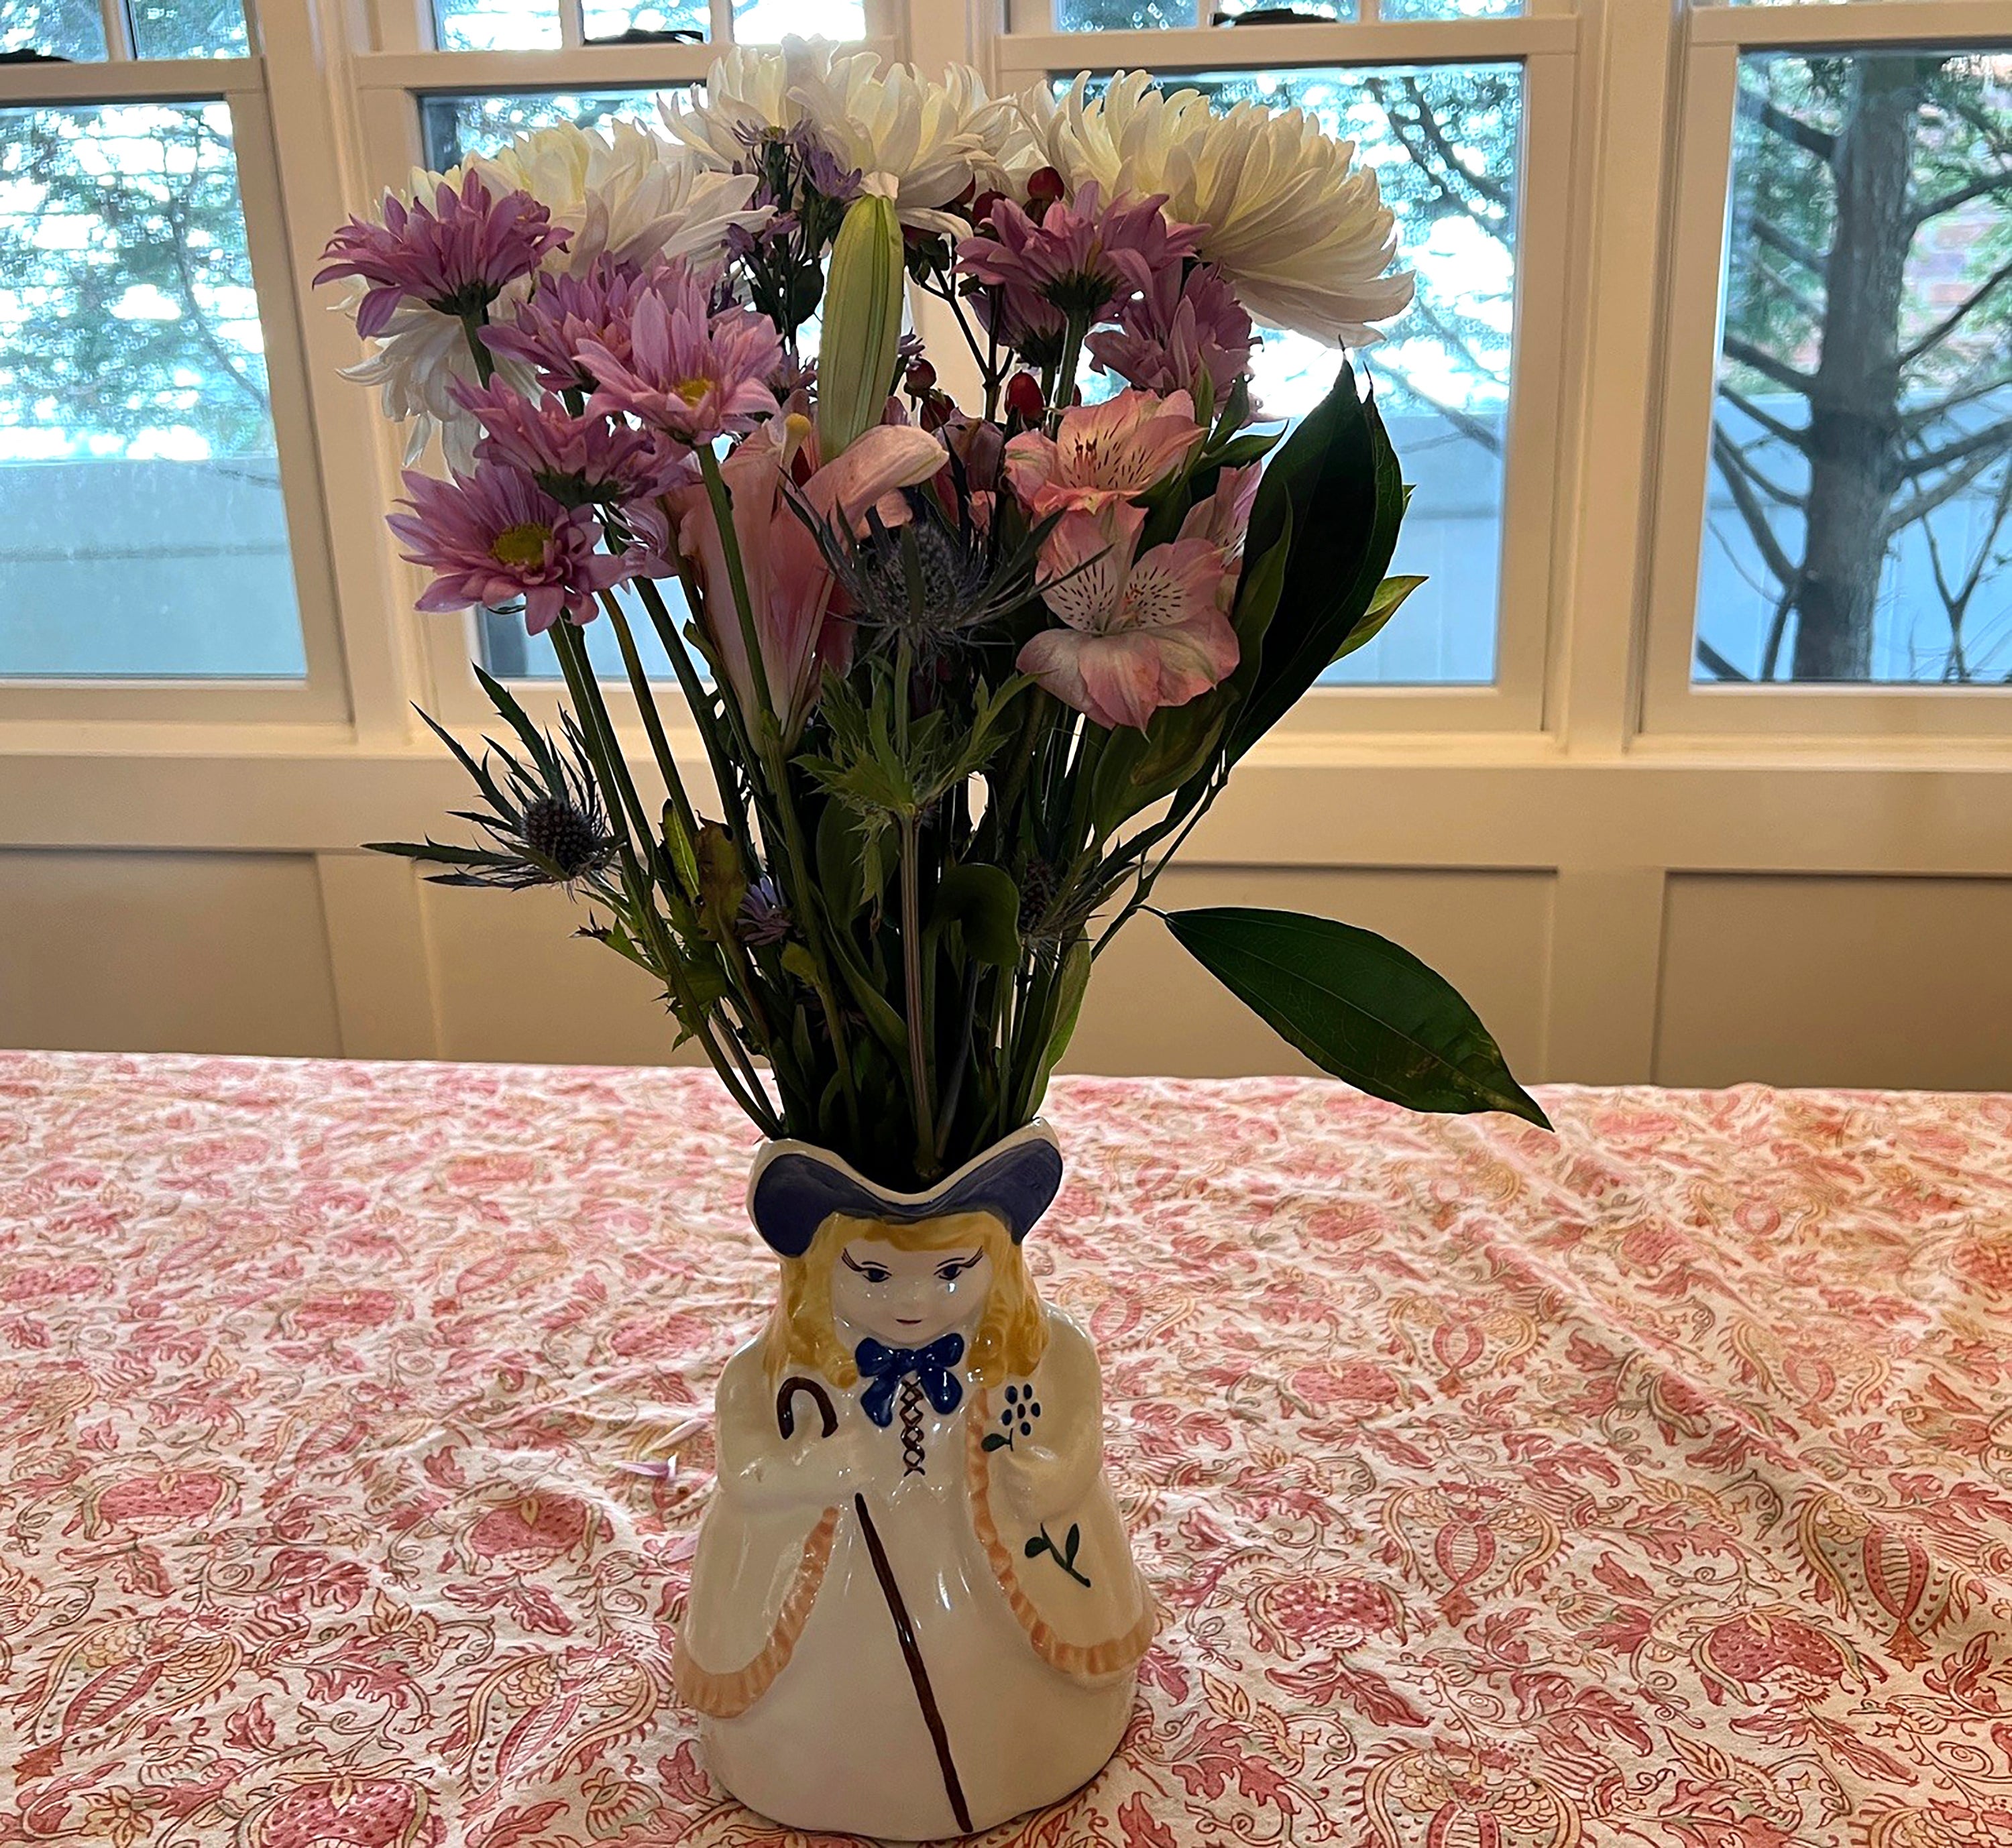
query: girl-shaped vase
675 1124 1155 1839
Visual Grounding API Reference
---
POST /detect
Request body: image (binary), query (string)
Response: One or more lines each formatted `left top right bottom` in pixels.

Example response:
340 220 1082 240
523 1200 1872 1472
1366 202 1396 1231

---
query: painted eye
859 1266 891 1283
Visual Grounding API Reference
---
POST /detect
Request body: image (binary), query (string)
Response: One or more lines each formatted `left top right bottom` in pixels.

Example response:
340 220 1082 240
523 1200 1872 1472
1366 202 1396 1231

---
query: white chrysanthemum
665 36 1011 237
1031 72 1415 347
339 299 531 471
465 119 771 273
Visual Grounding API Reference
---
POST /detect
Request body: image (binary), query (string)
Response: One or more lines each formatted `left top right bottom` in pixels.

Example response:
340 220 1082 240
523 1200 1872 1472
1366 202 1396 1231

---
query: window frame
991 3 1582 736
1640 0 2012 741
0 26 354 724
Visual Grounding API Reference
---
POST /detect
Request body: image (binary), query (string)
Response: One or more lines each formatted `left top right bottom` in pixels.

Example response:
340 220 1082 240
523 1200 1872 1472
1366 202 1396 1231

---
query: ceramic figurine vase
674 1123 1155 1839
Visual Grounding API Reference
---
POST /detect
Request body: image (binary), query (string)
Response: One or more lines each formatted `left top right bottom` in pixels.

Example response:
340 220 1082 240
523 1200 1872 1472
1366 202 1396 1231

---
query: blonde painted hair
763 1208 1048 1391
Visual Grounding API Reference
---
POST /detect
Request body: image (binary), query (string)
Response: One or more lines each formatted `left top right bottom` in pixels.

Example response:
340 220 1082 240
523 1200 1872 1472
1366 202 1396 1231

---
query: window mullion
97 0 136 60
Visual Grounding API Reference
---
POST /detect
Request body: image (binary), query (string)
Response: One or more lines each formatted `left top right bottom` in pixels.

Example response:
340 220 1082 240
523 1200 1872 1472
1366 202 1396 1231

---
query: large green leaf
1164 907 1550 1127
1227 363 1408 760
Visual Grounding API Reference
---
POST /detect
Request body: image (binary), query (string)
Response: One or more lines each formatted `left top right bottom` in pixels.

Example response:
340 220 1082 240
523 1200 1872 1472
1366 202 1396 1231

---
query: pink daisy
388 461 635 636
316 172 567 341
451 378 690 510
481 257 661 394
956 183 1203 323
1088 262 1255 421
577 269 783 447
1019 500 1239 732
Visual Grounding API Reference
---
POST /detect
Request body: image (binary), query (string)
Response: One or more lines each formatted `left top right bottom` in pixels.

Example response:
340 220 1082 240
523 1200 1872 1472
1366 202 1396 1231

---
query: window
1696 48 2012 686
431 0 860 53
1053 54 1531 689
1646 3 2012 733
0 0 321 683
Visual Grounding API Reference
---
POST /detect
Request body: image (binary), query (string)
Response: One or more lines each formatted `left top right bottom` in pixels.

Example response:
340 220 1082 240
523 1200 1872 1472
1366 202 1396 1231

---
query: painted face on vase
829 1212 996 1350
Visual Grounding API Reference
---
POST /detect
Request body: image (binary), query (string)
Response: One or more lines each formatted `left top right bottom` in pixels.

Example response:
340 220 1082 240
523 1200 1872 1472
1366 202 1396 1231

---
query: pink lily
1003 388 1203 520
1019 500 1239 732
671 417 945 741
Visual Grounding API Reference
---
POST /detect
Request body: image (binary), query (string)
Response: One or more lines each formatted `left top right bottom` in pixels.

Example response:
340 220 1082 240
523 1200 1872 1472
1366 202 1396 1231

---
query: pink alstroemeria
317 173 567 341
1004 388 1204 520
956 183 1203 323
577 268 783 447
1177 460 1261 610
1088 262 1255 422
1019 500 1239 732
452 377 689 510
480 256 661 394
671 417 944 740
388 461 636 636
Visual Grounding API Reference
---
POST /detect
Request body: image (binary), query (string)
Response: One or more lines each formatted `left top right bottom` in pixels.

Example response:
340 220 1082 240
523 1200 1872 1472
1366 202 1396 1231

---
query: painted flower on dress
1004 388 1203 520
316 172 568 340
576 268 784 447
1019 500 1238 731
388 461 637 634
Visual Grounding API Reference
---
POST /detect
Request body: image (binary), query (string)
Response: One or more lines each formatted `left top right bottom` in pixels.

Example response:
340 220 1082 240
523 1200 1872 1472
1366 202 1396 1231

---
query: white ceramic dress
676 1306 1156 1839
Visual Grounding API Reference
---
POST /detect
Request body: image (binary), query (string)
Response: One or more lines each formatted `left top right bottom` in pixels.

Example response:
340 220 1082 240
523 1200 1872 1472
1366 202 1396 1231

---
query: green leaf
930 863 1021 968
694 821 746 943
1033 937 1093 1106
1227 363 1407 760
981 1432 1010 1452
1332 575 1429 666
1024 1535 1048 1560
1163 907 1550 1128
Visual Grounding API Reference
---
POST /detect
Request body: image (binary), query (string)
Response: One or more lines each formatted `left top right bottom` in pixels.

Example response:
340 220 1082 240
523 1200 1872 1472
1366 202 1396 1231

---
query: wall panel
1065 866 1555 1080
1655 874 2012 1091
0 848 341 1056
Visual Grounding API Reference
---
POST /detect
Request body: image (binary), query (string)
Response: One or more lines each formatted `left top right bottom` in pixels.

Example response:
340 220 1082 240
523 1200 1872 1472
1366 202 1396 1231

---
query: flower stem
598 589 699 855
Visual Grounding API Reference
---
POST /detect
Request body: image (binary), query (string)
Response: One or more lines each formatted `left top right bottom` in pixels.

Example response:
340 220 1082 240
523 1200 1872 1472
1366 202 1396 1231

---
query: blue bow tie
854 1333 966 1428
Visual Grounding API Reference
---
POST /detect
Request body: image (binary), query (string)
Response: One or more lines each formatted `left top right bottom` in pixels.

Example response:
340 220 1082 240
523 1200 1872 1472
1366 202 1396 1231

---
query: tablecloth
1 1052 2009 1847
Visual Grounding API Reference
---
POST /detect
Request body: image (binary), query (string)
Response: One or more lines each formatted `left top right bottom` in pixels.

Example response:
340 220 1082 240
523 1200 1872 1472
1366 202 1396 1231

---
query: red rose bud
1027 166 1065 203
904 358 938 394
1005 371 1045 422
969 190 1004 225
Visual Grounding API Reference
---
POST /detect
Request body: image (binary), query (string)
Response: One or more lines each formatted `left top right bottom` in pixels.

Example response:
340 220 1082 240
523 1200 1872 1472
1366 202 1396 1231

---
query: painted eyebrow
840 1251 890 1275
934 1252 984 1274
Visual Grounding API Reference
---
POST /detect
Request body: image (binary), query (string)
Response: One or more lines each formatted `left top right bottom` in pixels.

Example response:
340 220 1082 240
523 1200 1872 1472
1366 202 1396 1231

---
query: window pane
435 0 559 52
1695 50 2012 685
1380 0 1520 19
0 0 106 60
1215 0 1350 19
1057 0 1195 27
129 0 248 58
418 89 681 170
732 0 864 38
1158 66 1520 685
579 0 706 44
0 101 304 677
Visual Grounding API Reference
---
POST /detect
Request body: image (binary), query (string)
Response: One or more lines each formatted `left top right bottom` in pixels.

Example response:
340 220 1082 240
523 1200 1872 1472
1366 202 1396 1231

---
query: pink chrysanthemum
956 183 1203 323
388 461 635 636
1019 500 1238 732
317 173 567 341
1088 262 1254 422
481 256 661 394
451 378 689 510
576 268 783 447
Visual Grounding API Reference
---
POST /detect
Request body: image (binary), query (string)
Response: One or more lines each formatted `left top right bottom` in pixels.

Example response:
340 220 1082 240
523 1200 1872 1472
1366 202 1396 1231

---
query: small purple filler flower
317 172 568 341
577 268 785 447
388 461 634 635
956 182 1203 324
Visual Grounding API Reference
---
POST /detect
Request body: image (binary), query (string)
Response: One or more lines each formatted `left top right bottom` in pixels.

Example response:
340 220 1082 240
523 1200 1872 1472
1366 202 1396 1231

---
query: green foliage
1164 907 1550 1128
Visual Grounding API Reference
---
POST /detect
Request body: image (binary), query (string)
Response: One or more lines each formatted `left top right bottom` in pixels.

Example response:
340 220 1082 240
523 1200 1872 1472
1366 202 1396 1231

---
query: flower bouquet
321 39 1545 1837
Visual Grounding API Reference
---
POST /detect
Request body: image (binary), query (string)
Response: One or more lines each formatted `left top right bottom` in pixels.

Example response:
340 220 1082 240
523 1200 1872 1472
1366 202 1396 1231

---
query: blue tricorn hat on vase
746 1122 1065 1259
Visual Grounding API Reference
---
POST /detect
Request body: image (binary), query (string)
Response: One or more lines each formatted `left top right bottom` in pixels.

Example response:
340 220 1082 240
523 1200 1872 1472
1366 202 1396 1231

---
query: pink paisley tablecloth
2 1055 2011 1848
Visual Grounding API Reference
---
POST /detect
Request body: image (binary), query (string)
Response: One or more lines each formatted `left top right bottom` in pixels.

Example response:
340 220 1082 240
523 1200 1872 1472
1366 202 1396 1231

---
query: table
1 1053 2009 1847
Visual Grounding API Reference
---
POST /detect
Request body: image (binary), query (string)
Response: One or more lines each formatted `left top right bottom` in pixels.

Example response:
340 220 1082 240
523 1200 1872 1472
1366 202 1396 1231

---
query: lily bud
817 191 905 463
